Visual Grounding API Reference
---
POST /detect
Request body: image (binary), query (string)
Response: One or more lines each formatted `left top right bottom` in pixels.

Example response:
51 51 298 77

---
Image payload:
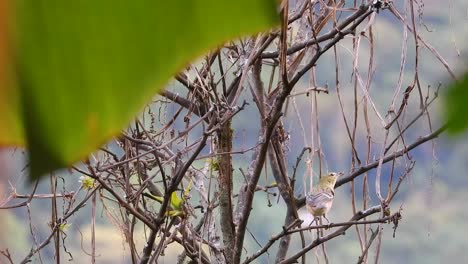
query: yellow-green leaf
146 193 164 203
166 210 184 217
2 0 279 179
0 1 24 146
184 179 193 198
79 175 96 190
59 222 72 232
171 191 183 210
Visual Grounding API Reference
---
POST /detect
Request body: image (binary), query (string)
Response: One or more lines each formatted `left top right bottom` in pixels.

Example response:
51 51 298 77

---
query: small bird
306 172 342 224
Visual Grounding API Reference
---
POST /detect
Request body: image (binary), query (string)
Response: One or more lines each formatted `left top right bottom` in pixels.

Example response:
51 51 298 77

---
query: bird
306 172 342 225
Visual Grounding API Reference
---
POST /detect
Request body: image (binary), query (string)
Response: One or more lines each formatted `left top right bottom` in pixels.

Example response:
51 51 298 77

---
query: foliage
445 73 468 133
0 0 279 178
78 175 96 190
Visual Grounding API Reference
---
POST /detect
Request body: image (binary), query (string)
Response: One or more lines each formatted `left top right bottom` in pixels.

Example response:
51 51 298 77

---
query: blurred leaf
146 193 164 203
446 72 468 133
166 210 183 217
210 158 220 171
3 0 279 179
59 222 72 232
170 191 182 210
78 175 96 190
183 179 193 198
0 1 24 146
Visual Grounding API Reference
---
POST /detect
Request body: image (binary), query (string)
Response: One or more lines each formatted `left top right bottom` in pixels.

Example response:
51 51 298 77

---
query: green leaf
0 3 24 147
210 158 220 171
445 72 468 133
183 179 193 198
145 193 164 203
78 175 96 190
166 210 183 217
170 191 183 210
4 0 279 179
59 222 72 232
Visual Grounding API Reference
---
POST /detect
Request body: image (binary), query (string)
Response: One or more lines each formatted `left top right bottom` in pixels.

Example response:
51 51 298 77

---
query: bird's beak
338 172 344 177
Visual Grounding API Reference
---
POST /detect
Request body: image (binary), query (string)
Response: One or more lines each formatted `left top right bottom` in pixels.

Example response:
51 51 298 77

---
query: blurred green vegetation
3 0 278 179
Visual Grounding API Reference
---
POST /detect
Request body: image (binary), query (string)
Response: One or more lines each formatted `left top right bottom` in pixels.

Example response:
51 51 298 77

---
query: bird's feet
309 217 319 227
323 216 333 229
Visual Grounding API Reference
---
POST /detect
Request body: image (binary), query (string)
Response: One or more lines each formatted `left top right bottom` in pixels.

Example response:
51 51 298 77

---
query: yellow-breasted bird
306 172 342 224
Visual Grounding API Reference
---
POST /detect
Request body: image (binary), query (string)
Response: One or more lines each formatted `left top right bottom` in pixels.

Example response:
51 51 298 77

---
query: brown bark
217 121 235 263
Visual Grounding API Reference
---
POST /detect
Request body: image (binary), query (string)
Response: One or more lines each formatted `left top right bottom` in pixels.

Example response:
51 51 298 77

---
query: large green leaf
446 72 468 133
0 1 24 146
1 0 279 178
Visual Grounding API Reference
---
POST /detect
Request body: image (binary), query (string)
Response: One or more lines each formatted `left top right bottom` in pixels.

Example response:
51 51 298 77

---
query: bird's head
320 172 342 187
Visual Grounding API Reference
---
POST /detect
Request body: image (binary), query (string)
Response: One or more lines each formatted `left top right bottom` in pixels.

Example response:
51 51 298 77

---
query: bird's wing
307 188 334 208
